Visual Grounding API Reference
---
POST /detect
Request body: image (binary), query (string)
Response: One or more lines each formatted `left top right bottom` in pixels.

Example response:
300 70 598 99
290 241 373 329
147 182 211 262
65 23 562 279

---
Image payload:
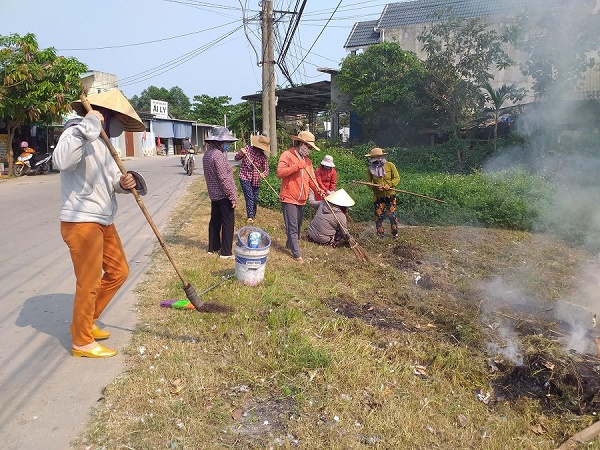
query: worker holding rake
234 134 270 224
276 130 324 262
365 147 400 238
53 89 147 358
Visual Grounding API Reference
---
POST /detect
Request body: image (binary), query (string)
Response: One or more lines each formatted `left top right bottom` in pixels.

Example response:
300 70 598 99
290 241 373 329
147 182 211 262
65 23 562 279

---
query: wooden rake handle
351 180 446 204
302 166 349 237
79 94 190 287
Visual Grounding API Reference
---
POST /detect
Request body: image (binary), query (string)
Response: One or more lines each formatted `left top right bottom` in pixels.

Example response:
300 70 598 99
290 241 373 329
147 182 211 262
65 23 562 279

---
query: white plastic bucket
234 226 271 285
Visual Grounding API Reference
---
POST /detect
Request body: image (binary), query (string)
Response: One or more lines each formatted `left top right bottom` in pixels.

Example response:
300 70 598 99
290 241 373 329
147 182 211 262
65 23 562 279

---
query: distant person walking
202 127 238 259
365 147 400 238
276 130 324 262
234 134 270 224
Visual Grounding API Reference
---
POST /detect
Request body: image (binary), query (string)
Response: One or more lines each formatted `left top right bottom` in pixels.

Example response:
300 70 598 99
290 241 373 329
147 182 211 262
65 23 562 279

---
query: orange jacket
276 148 318 205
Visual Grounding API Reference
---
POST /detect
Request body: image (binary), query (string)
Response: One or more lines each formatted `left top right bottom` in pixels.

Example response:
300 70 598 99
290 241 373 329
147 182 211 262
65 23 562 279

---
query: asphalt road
0 155 202 449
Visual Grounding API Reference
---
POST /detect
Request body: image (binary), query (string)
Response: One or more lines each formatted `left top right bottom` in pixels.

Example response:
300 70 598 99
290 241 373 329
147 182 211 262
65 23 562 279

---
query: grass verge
74 177 600 450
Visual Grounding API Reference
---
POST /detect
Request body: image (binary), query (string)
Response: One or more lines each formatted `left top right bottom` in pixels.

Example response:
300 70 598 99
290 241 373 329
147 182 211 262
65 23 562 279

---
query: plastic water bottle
248 231 261 248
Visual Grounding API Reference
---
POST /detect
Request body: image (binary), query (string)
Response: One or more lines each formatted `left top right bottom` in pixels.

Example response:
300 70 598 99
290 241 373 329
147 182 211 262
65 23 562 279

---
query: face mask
108 117 124 137
298 143 310 157
223 143 230 152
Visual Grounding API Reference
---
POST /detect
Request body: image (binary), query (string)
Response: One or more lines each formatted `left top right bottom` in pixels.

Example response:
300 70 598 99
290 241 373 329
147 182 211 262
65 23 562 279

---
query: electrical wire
58 20 240 51
90 24 244 91
288 0 343 79
240 0 261 65
57 0 432 96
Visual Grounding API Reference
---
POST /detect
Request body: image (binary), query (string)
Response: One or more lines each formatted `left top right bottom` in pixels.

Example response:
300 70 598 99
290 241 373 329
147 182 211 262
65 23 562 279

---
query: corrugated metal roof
376 0 572 28
241 81 331 116
343 20 380 49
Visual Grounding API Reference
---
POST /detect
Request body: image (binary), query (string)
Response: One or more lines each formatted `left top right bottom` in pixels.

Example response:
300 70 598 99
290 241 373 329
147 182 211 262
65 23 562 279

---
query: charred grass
74 178 600 450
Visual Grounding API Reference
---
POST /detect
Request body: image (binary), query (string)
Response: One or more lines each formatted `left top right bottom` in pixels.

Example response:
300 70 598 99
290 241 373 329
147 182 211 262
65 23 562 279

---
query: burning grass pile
73 178 600 450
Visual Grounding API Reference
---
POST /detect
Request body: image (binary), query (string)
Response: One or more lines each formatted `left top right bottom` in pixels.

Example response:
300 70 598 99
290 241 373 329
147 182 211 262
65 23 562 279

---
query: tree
129 86 192 119
0 33 87 172
504 5 599 154
418 8 514 144
336 42 428 146
227 101 261 144
190 94 232 126
481 82 524 151
508 6 600 100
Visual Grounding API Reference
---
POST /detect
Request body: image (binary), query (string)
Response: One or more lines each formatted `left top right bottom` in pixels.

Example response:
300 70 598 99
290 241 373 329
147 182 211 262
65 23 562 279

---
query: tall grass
262 140 539 227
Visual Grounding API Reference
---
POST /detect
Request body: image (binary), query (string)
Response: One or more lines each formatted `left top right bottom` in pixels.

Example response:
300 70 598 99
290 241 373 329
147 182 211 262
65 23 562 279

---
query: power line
58 20 240 51
90 25 244 91
288 0 343 79
57 0 406 96
161 0 251 13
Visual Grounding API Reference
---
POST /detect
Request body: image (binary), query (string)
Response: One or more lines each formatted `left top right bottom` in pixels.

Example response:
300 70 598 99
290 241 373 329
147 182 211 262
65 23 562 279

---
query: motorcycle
182 147 196 176
13 146 53 177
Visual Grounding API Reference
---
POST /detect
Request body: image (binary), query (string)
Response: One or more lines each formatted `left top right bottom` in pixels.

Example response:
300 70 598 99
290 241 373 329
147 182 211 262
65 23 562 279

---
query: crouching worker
53 89 147 358
306 189 355 247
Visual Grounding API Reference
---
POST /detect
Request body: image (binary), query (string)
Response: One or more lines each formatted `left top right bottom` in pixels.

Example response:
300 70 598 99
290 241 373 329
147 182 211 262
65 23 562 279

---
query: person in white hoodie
53 89 146 358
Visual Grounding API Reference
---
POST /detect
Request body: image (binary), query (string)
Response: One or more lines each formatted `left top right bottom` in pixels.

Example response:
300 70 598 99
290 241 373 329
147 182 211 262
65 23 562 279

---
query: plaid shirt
235 145 269 187
202 146 237 203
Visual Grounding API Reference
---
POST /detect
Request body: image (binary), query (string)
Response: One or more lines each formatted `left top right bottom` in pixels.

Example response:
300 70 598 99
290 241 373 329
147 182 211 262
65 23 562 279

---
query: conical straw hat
325 189 355 207
71 89 146 132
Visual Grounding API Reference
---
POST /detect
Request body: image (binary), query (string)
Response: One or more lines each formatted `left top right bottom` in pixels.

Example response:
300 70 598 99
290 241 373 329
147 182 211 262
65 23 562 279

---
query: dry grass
73 178 600 450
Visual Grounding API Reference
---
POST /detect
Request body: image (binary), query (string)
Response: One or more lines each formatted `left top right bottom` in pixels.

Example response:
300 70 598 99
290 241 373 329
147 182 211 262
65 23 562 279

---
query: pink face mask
298 143 310 157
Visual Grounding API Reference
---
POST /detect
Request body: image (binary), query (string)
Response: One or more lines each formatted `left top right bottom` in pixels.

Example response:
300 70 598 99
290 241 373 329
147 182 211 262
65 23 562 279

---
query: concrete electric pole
261 0 278 156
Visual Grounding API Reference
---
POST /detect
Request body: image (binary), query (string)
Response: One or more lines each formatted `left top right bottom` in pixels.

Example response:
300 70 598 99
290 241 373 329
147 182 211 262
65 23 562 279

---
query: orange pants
61 222 129 346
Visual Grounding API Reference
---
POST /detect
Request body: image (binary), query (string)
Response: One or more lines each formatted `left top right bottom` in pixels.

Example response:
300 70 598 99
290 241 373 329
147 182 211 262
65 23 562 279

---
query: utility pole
261 0 278 156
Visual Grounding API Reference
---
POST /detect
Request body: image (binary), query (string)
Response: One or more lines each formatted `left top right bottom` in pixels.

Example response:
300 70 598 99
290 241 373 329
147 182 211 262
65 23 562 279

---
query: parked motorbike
13 144 53 177
182 147 196 176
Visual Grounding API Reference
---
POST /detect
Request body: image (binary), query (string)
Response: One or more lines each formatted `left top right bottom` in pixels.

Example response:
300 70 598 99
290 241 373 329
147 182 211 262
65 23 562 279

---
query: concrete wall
378 2 599 103
382 21 536 104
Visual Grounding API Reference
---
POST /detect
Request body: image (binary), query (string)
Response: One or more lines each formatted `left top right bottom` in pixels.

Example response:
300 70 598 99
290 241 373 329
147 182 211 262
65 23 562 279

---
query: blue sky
1 0 393 103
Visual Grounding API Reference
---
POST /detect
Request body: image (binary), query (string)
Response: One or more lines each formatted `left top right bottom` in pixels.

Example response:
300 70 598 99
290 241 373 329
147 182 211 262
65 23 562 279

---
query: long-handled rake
79 94 231 313
303 167 369 262
351 180 447 204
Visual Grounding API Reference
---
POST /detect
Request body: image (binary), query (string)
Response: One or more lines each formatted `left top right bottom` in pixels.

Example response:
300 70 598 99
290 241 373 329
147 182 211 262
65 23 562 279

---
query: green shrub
254 138 596 250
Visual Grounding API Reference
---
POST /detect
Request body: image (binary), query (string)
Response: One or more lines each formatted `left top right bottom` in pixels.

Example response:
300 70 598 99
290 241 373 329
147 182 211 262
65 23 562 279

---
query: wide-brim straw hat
326 188 355 207
71 89 146 132
250 134 270 154
320 154 335 167
364 147 387 158
205 126 238 142
290 130 320 151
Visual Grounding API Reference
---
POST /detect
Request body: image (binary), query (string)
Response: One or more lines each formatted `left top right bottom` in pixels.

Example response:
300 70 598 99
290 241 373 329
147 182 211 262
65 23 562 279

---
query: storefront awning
152 120 174 138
